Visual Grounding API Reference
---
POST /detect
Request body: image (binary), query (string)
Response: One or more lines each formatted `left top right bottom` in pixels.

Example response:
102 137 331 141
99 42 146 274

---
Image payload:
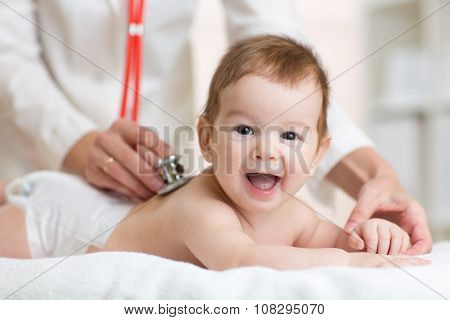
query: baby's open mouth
245 173 281 190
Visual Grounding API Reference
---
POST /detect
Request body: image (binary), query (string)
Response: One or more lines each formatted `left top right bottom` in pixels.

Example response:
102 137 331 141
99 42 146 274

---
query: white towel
1 242 449 299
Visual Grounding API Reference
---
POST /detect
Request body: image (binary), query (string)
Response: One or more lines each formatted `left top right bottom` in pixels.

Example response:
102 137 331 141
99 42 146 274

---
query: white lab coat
0 0 371 192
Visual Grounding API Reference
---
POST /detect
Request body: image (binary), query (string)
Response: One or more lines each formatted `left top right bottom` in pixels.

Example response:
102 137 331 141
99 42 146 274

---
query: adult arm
327 147 432 255
0 1 169 199
0 0 96 170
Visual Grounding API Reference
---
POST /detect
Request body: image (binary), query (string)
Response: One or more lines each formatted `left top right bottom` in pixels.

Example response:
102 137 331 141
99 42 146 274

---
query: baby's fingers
361 223 378 253
400 230 412 254
388 227 403 255
376 224 391 255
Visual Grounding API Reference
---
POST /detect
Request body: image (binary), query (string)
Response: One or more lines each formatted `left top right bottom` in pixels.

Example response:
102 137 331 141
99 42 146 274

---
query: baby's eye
281 131 301 141
234 125 254 136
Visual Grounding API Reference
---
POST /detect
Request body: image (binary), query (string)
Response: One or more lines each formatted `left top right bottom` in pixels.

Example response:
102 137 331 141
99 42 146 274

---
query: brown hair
202 35 329 139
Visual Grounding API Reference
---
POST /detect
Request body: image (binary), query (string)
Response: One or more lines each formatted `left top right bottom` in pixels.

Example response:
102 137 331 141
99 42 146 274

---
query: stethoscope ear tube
119 0 146 122
119 2 190 195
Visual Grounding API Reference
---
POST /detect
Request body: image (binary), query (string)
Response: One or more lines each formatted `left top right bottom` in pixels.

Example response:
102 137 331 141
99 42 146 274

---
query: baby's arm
176 201 426 270
294 204 412 255
292 204 354 251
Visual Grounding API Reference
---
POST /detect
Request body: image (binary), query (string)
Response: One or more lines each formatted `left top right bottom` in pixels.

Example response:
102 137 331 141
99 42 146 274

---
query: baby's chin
228 200 277 216
226 186 289 215
212 168 308 213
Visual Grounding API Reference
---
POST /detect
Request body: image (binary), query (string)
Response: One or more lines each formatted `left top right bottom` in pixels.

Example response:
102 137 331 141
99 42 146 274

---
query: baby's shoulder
276 195 321 236
278 195 317 220
165 174 238 221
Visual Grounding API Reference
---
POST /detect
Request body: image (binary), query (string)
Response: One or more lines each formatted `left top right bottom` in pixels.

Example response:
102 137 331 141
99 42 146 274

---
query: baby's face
199 75 330 214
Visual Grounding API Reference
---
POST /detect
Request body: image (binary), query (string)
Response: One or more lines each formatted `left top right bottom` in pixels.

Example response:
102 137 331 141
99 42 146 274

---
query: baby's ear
309 135 331 176
197 115 214 163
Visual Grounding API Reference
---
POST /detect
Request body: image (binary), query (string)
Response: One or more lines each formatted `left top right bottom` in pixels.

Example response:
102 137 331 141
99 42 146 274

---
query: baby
0 35 429 269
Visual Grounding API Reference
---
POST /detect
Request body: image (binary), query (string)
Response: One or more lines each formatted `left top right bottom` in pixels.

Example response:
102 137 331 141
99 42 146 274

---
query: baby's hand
347 218 411 255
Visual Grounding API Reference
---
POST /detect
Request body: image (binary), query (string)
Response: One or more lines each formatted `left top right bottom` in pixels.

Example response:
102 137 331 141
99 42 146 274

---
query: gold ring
101 156 115 173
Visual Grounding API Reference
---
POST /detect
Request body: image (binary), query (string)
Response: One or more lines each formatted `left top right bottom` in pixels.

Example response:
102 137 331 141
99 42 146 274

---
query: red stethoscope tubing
120 0 146 122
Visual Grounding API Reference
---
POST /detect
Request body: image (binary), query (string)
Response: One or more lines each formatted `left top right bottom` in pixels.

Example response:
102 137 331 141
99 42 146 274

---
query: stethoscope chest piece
155 154 192 195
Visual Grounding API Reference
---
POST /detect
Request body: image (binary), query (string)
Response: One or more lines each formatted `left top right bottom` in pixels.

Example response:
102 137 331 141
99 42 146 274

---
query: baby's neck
205 172 285 229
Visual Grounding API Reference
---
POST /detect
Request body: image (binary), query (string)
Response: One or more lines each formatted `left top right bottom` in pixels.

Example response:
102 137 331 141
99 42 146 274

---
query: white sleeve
221 0 305 43
311 101 373 186
0 0 97 169
222 0 373 184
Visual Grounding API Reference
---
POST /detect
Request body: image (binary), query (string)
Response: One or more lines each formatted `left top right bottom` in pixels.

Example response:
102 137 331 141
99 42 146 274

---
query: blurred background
190 0 450 240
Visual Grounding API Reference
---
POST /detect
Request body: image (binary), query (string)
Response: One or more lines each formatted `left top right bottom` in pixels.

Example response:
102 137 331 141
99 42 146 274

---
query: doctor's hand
328 147 432 256
63 119 172 200
347 252 430 268
344 175 432 256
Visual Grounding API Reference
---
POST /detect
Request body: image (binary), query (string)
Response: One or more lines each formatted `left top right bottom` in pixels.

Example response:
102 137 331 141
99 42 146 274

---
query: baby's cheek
212 138 241 173
282 170 308 195
280 144 315 193
285 143 315 175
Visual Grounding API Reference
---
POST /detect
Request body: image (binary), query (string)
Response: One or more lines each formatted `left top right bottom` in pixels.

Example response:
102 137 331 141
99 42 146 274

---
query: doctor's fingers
376 255 430 268
136 145 166 185
110 119 173 158
405 213 432 255
138 127 173 158
96 132 163 194
84 150 137 199
87 166 138 200
376 224 392 255
90 144 153 200
345 193 381 232
98 134 163 195
348 230 365 251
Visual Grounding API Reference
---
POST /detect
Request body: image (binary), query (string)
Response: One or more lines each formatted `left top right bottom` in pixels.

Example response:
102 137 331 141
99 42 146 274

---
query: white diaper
5 171 134 258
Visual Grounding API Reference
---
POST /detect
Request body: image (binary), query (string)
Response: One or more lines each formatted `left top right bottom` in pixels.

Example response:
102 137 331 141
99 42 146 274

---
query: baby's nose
251 134 280 161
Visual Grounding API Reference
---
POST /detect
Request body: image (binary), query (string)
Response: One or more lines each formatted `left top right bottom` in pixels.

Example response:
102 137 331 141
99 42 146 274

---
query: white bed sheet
1 242 449 299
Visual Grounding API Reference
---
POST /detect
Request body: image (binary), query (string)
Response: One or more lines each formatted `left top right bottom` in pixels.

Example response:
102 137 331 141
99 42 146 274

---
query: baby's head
197 35 330 214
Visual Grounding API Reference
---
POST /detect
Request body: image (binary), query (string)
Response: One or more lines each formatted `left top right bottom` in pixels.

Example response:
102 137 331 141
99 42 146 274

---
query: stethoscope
120 0 190 195
119 0 145 122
